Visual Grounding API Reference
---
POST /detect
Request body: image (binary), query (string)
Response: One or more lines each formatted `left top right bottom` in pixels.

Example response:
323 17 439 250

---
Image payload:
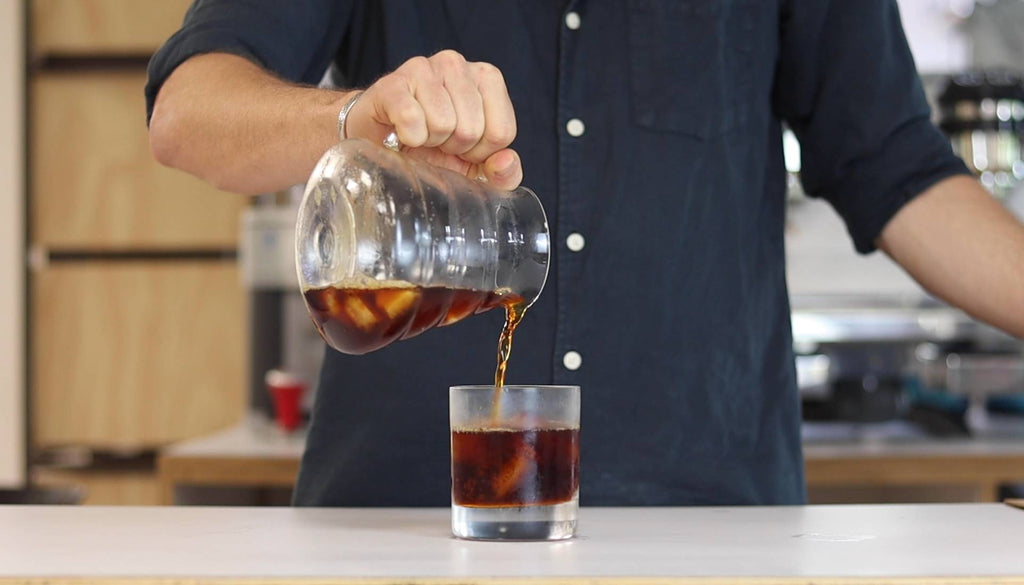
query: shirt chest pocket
628 0 756 140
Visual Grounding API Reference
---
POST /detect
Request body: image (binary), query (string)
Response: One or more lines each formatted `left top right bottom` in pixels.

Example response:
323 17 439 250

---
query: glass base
451 498 577 541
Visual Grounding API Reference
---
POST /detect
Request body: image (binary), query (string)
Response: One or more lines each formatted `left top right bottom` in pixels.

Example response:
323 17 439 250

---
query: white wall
896 0 971 74
0 0 26 489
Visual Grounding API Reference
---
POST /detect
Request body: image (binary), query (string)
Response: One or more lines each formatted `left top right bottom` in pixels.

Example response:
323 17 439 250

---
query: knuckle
400 55 432 76
432 49 466 68
450 124 480 145
434 113 457 136
485 123 515 147
395 104 422 126
474 62 505 83
407 55 431 69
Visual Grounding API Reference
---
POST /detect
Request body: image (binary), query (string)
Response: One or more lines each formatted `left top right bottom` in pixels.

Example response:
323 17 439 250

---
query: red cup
265 370 306 432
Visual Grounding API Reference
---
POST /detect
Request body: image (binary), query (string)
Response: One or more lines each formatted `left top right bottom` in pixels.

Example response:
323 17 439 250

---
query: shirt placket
554 0 586 383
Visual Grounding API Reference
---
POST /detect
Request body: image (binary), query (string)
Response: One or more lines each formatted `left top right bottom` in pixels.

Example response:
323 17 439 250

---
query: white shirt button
566 232 585 252
565 11 581 30
566 118 585 137
563 351 583 371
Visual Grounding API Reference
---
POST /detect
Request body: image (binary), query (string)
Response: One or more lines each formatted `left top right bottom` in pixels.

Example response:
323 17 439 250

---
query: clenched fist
344 50 523 191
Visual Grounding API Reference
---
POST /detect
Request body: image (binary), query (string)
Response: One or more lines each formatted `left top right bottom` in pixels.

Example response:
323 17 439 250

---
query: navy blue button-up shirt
147 0 969 506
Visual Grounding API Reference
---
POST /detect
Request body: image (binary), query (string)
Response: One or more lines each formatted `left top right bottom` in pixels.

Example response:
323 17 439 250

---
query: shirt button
566 118 585 137
566 232 585 252
565 11 581 30
562 351 583 371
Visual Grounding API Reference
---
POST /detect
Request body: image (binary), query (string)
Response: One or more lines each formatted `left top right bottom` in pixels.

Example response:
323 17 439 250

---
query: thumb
479 149 523 191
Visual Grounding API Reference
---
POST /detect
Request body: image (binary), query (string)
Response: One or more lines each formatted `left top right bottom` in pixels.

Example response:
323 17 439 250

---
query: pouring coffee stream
296 137 550 412
492 297 526 412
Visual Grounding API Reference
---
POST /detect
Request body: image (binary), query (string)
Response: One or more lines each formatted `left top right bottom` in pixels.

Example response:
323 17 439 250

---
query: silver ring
336 91 364 141
383 131 401 151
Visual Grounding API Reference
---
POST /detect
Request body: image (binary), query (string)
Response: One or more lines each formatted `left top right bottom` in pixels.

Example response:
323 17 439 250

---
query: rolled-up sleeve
773 0 971 254
145 0 353 122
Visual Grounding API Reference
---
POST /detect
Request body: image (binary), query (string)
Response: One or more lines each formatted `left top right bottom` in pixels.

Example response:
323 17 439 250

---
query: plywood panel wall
32 0 194 56
32 262 247 449
32 72 248 249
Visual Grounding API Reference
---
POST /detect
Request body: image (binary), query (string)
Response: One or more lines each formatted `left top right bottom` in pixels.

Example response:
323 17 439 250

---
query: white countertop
2 504 1023 583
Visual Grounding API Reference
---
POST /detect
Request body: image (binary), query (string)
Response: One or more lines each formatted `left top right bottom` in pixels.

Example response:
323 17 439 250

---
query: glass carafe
295 138 550 355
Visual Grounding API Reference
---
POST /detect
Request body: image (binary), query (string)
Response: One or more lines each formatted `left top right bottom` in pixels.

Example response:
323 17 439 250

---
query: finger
404 60 457 148
482 148 523 191
431 51 485 155
353 75 429 147
462 62 517 164
380 87 431 148
406 146 475 178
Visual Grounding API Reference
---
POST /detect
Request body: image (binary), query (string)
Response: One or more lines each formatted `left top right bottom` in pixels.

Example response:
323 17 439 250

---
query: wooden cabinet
32 262 247 449
32 72 247 249
28 2 252 458
31 0 195 56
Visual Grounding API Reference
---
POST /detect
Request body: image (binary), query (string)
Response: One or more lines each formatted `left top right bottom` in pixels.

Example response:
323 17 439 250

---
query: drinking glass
449 385 580 540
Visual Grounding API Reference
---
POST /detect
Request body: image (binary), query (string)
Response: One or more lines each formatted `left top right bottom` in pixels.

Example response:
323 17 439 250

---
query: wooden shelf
805 440 1024 502
31 0 194 57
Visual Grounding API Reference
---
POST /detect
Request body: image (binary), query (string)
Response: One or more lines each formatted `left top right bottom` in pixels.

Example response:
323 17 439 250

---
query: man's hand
149 50 522 195
347 50 522 191
877 175 1024 338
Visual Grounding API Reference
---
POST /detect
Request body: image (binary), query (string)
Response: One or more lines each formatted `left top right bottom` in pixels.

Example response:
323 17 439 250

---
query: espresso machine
239 190 324 422
937 70 1024 199
785 70 1024 439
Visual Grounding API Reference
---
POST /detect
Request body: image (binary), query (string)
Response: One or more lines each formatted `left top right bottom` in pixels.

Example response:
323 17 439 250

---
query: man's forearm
149 53 351 195
877 175 1024 338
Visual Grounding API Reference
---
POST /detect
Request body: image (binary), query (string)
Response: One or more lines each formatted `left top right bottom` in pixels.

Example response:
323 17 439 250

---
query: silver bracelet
336 91 364 141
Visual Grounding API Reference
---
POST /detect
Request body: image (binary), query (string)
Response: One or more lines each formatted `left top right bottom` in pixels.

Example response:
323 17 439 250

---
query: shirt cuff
818 116 972 254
